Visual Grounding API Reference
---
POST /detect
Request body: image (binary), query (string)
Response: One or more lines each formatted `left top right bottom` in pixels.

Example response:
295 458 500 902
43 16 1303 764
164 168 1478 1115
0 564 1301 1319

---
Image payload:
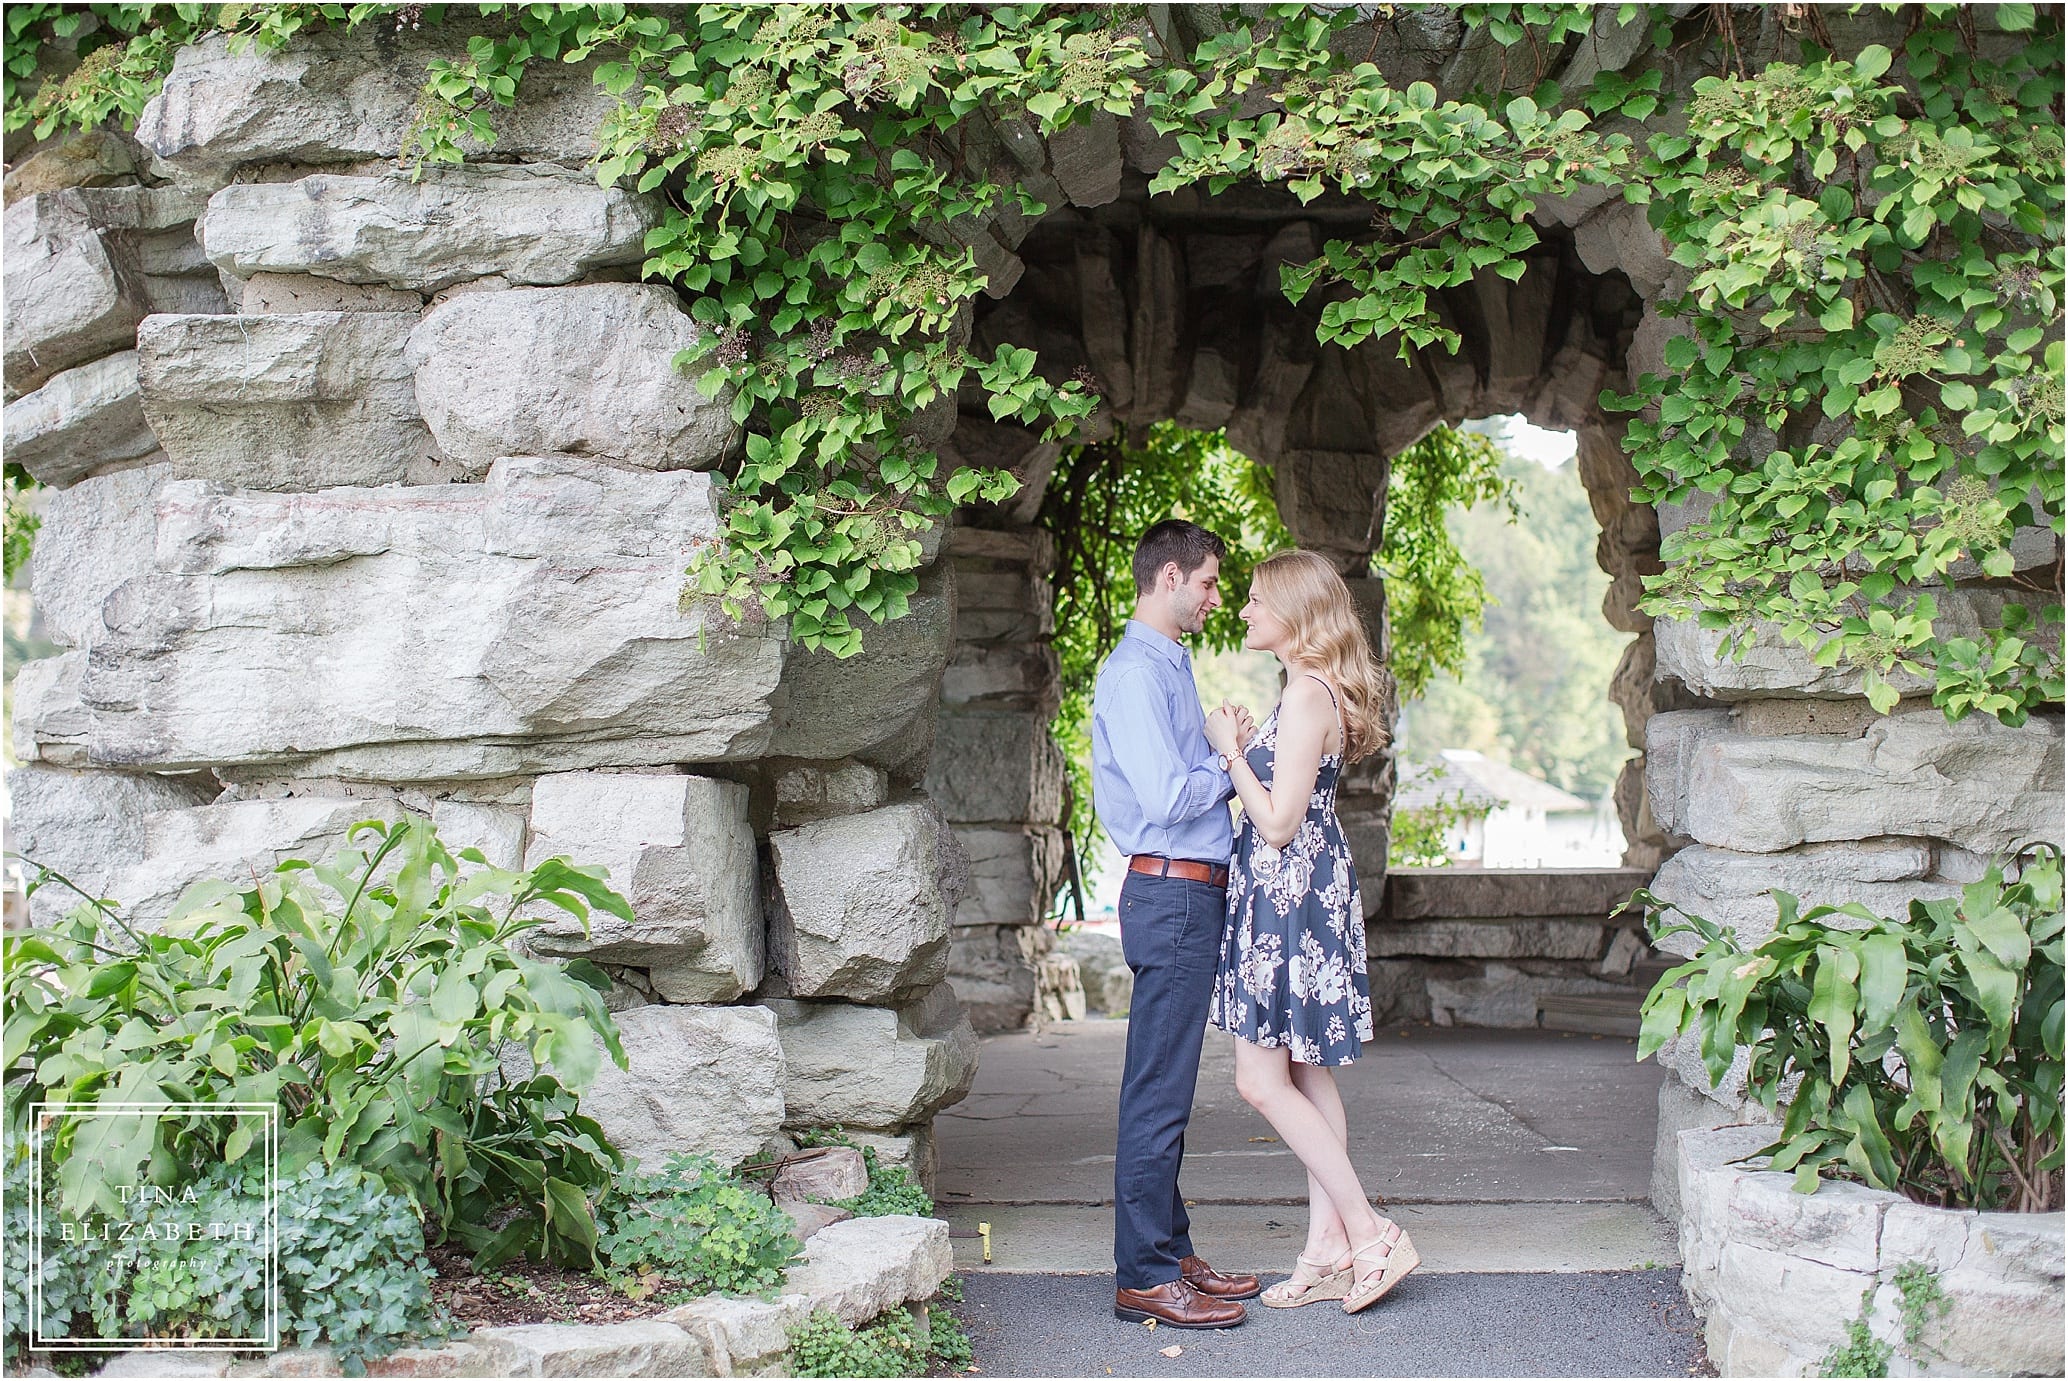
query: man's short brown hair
1132 519 1228 596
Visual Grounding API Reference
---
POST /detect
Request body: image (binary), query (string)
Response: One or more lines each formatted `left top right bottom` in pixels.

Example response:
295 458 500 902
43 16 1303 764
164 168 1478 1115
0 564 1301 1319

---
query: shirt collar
1122 619 1191 671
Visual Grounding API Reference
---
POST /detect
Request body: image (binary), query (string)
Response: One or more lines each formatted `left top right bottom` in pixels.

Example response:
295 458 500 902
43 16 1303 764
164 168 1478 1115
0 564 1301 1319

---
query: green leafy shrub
927 1304 972 1371
1633 845 2063 1210
4 814 634 1268
3 1138 454 1376
838 1147 932 1219
786 1304 956 1379
790 1129 934 1217
595 1152 802 1298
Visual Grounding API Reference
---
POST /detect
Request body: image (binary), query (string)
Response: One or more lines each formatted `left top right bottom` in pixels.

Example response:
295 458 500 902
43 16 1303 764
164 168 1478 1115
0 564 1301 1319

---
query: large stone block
137 311 442 489
946 923 1041 1032
1642 708 1733 838
3 351 159 487
921 711 1065 825
135 25 620 175
777 1217 955 1328
199 164 663 293
1423 961 1649 1029
30 463 170 649
1367 917 1609 961
949 824 1067 928
939 641 1061 715
466 1321 709 1379
1059 927 1132 1016
1381 866 1657 920
771 760 892 828
1875 1204 2065 1378
1726 1171 1889 1274
6 764 220 925
110 795 410 923
767 801 964 1002
1711 1233 1882 1359
1654 589 2059 701
1046 111 1124 208
3 190 152 397
406 283 735 471
0 128 140 204
763 983 979 1131
238 271 423 315
13 457 788 779
765 564 956 765
521 772 762 1003
503 1003 786 1173
1646 840 1959 951
1682 710 2063 857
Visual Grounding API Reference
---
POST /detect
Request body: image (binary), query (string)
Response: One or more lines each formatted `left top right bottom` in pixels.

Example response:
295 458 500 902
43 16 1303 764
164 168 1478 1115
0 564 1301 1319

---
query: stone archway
919 166 1701 1032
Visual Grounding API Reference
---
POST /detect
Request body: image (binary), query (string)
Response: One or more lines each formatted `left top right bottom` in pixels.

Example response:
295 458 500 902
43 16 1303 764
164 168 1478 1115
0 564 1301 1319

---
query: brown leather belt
1128 855 1229 888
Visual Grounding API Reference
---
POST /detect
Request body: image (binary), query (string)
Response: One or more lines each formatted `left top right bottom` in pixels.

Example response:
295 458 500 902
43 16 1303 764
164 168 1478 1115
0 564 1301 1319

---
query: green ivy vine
4 2 2061 713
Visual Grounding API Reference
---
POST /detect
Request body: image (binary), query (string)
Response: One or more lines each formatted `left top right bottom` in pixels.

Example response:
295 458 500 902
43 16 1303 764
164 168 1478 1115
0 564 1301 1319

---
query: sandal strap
1350 1223 1402 1268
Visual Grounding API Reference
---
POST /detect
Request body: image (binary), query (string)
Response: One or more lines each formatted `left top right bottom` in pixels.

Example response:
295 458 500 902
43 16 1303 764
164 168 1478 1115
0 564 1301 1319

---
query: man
1091 518 1262 1329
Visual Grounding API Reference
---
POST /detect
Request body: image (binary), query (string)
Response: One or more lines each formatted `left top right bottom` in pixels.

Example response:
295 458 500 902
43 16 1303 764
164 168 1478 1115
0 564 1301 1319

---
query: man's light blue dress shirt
1091 619 1236 863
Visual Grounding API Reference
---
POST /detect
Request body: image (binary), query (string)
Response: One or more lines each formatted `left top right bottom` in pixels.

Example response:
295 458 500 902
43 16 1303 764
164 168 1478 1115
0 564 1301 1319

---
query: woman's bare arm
1213 676 1334 850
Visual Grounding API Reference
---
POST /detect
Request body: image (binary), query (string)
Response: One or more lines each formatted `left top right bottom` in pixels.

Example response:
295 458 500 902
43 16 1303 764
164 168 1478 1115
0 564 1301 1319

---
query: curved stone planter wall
61 1216 953 1380
1677 1127 2066 1378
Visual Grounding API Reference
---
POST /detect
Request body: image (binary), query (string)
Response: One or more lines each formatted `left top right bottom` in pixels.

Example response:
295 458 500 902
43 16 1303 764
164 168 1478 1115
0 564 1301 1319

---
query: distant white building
1396 749 1625 868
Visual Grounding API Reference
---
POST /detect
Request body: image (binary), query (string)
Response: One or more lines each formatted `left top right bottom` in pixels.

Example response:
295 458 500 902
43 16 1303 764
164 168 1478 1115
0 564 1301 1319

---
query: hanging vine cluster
4 2 2061 721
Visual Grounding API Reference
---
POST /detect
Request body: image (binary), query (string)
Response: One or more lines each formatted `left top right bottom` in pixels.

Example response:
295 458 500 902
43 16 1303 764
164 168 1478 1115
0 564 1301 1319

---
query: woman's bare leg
1289 1060 1354 1265
1234 1040 1386 1260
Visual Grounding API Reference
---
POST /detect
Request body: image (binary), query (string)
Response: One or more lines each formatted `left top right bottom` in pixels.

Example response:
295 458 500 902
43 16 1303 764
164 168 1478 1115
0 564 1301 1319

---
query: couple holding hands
1091 519 1416 1329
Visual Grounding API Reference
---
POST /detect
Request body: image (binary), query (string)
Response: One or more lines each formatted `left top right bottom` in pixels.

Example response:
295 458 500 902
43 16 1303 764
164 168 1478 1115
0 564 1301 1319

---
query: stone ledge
82 1216 953 1380
1675 1126 2065 1378
1381 867 1656 921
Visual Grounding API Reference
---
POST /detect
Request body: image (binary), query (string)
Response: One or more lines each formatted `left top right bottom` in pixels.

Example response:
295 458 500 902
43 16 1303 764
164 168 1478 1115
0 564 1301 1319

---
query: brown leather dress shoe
1181 1254 1263 1301
1113 1278 1247 1328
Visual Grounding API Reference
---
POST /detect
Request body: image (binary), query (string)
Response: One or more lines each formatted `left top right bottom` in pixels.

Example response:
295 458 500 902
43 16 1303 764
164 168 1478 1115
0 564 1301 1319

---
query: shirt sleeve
1102 667 1234 831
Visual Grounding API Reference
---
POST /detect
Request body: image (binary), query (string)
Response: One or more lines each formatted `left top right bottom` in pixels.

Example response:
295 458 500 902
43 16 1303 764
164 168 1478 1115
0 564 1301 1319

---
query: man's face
1167 554 1222 635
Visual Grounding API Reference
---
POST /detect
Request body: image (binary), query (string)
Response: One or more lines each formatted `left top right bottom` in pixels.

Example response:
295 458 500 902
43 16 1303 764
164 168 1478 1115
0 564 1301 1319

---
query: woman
1201 548 1413 1315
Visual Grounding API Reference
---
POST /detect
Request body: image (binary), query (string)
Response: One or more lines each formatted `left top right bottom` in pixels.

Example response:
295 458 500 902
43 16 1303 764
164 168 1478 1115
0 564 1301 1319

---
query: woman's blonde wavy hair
1250 549 1397 764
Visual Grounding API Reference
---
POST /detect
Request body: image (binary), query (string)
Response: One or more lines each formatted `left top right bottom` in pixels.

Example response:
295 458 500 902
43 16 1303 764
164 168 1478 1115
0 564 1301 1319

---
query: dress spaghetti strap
1302 672 1345 754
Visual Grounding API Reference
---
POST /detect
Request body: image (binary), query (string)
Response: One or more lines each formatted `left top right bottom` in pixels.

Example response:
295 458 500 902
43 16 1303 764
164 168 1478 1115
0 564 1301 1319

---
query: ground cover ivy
2 2 2059 719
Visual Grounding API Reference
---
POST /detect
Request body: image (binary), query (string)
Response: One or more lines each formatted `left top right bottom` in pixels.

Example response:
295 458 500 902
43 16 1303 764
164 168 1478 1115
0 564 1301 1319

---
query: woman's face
1239 590 1290 655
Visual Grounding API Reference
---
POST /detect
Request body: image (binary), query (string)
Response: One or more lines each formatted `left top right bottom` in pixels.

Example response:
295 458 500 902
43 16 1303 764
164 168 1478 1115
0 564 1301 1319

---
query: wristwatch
1217 751 1234 774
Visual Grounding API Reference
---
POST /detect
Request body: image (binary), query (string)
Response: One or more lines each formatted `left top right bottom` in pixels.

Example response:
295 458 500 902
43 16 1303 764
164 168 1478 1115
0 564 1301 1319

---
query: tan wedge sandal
1341 1220 1419 1314
1259 1251 1352 1308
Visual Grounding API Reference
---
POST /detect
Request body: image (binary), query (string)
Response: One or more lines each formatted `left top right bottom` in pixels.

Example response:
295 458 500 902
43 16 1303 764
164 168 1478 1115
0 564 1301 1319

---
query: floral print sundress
1207 673 1374 1066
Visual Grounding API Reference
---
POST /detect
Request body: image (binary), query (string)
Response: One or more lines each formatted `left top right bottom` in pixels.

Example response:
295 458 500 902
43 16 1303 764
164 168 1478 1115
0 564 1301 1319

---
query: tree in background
1394 420 1637 805
1042 421 1516 892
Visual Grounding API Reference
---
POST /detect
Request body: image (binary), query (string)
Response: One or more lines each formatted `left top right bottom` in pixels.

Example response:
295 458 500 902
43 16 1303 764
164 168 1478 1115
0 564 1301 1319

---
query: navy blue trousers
1112 870 1225 1290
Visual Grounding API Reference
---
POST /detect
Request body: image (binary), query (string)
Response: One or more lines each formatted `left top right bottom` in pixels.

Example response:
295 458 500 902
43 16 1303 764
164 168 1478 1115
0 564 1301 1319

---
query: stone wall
3 20 982 1183
1678 1126 2065 1378
924 527 1074 1032
1641 502 2064 1215
1370 867 1668 1029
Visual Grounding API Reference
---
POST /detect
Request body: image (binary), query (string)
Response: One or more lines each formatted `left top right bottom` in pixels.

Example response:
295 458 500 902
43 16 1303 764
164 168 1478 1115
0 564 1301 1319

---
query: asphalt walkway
931 1019 1707 1377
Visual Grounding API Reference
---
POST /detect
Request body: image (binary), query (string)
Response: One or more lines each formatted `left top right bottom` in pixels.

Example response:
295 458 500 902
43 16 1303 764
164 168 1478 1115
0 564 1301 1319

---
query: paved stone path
943 1269 1712 1378
931 1019 1710 1376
